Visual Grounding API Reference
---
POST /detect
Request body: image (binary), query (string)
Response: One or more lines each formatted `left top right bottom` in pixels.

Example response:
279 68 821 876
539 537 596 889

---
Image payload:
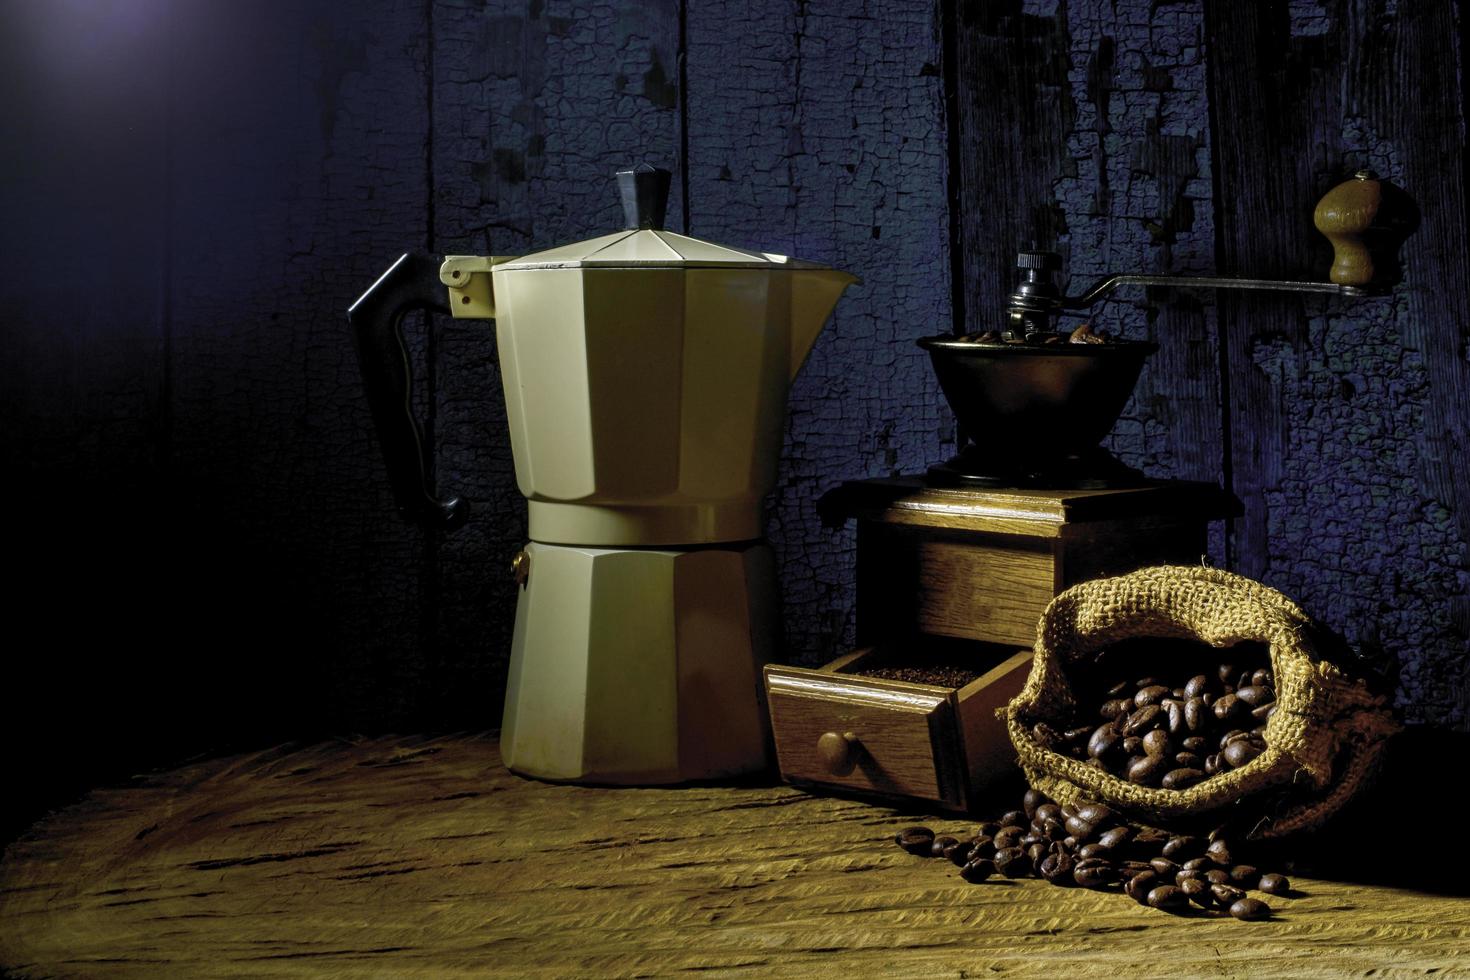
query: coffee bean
1204 869 1232 886
1229 864 1260 888
1027 841 1050 870
931 835 959 858
1214 693 1246 722
1235 684 1273 707
1211 883 1246 906
1166 701 1186 735
1181 857 1212 872
1097 826 1133 850
1076 804 1120 830
1078 843 1109 861
1182 736 1207 752
1106 680 1132 698
1143 729 1172 758
1184 674 1211 697
1076 863 1117 893
1206 839 1233 865
1099 698 1131 720
1259 873 1290 895
1119 860 1154 878
1040 852 1076 885
999 810 1028 829
1127 754 1168 786
993 827 1024 849
1147 884 1189 912
1220 730 1249 749
1023 788 1049 819
1133 828 1172 852
1162 836 1203 860
896 826 935 855
994 847 1030 877
1174 751 1204 769
1033 804 1063 825
960 858 996 883
1222 739 1262 769
1125 869 1159 902
1150 857 1180 876
1217 663 1236 685
1183 698 1205 733
1252 668 1273 687
1161 768 1205 790
1204 753 1221 775
1122 738 1143 756
1064 815 1097 841
1252 703 1275 721
1229 897 1271 920
1135 685 1170 707
969 835 995 858
1124 704 1164 735
1035 818 1065 841
1175 869 1202 883
945 841 973 866
1201 692 1217 707
1088 725 1122 760
1179 877 1213 907
975 821 1002 837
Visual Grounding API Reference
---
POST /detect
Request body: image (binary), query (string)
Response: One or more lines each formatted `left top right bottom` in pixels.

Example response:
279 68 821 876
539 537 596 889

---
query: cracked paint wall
2 0 1465 831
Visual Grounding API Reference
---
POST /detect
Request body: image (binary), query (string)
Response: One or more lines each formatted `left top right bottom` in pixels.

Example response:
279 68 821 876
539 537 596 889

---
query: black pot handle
348 252 467 530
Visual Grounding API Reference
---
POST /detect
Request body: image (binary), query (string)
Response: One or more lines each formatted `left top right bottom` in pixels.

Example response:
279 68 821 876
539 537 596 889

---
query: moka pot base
500 539 778 784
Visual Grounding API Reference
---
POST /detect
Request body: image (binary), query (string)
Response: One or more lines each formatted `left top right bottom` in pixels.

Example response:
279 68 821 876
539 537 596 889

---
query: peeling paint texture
2 0 1465 792
687 0 951 664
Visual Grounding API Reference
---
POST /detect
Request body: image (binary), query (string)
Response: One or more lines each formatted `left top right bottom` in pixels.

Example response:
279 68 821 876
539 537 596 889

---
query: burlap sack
1004 565 1399 838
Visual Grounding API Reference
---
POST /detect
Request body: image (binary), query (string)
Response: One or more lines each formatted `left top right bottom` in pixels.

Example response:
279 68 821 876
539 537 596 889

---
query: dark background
3 0 1466 844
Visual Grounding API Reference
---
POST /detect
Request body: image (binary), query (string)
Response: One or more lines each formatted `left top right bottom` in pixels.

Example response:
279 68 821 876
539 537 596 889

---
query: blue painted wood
1206 0 1469 725
686 0 952 666
2 0 1465 811
429 0 683 722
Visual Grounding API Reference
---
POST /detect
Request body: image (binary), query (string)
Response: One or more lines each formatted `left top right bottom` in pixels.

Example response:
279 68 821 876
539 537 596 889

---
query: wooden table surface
2 734 1467 978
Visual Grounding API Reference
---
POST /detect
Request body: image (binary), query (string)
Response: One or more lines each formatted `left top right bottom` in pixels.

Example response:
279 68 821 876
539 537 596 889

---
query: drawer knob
816 731 859 775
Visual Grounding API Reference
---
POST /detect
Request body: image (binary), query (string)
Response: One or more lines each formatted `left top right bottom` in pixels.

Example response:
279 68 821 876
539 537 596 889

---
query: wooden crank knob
816 731 859 775
1314 170 1382 286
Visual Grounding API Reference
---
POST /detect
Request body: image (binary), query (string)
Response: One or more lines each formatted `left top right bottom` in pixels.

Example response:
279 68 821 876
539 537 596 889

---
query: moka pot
349 166 856 783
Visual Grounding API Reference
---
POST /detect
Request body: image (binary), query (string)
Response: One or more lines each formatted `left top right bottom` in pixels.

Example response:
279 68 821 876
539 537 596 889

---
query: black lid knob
616 165 672 231
1016 250 1062 271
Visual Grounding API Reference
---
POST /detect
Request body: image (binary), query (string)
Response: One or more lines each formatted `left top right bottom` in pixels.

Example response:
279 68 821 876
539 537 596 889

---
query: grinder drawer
764 646 1033 811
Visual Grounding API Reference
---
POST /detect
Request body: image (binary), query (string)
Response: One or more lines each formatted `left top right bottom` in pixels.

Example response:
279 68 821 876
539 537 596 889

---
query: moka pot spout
787 268 859 382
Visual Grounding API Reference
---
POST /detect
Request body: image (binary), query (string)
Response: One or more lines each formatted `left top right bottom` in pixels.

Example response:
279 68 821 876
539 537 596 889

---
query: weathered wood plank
1205 0 1470 725
951 0 1226 545
686 0 952 667
2 735 1467 977
162 0 435 729
0 0 173 842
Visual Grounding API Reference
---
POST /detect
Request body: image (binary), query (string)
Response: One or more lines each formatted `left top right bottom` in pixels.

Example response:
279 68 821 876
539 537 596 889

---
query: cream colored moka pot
349 166 856 783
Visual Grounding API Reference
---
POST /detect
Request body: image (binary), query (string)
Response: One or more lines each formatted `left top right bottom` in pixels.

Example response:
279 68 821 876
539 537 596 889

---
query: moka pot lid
494 165 835 272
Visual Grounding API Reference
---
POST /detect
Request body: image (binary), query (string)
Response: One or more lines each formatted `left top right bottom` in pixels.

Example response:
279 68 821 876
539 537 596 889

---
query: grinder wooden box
830 477 1236 648
765 477 1235 811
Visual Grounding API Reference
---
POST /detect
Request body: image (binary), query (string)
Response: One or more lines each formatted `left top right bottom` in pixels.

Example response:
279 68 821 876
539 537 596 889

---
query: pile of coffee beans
1031 642 1277 790
893 787 1290 920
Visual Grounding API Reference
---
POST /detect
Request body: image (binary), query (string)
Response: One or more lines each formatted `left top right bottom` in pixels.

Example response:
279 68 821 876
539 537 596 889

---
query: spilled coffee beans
893 785 1287 922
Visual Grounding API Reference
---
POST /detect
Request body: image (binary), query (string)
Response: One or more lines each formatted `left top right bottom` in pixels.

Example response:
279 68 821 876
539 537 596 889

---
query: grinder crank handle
347 252 466 531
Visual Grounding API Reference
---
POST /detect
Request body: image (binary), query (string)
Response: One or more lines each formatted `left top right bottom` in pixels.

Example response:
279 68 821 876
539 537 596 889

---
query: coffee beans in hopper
892 785 1291 921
